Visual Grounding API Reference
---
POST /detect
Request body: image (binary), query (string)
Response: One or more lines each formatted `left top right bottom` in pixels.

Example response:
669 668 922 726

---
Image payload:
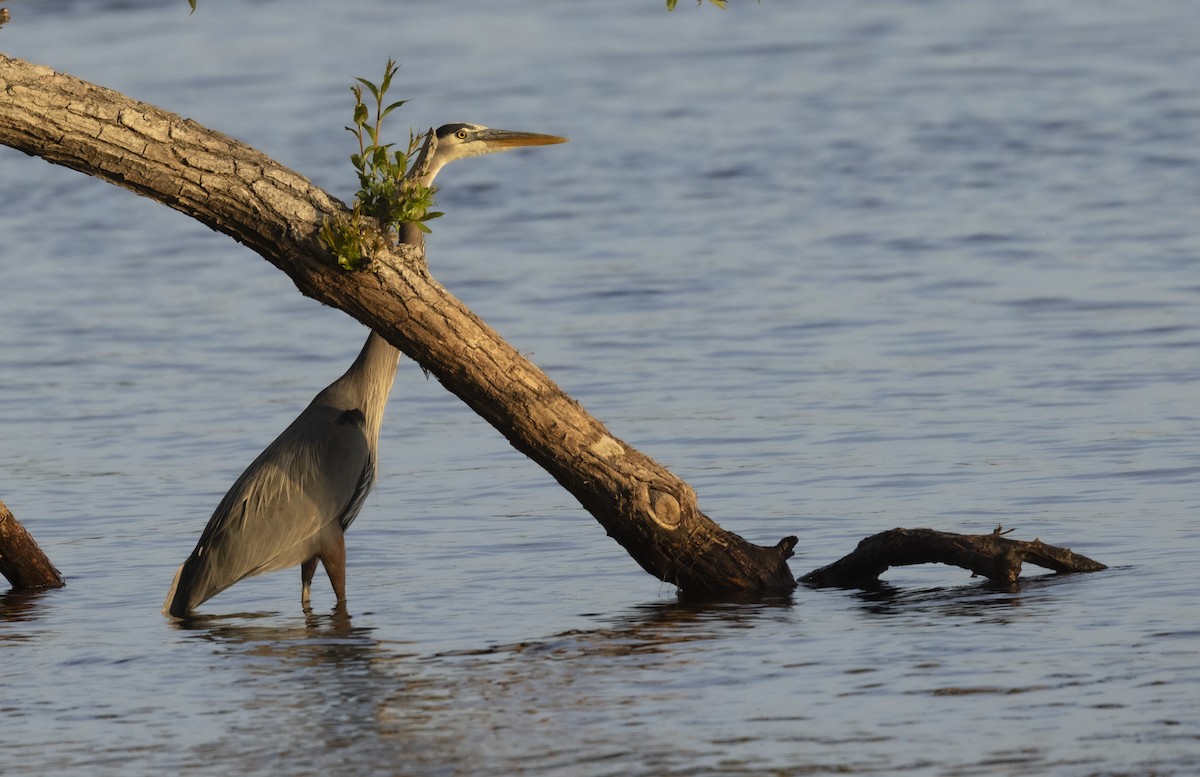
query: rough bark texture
0 54 797 595
0 500 65 590
801 526 1108 588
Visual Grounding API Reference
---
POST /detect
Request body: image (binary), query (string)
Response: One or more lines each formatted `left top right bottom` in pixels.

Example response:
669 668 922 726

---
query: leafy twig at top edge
666 0 727 10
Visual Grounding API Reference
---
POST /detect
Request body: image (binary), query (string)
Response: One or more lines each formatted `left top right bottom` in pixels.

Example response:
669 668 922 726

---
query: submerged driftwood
801 526 1107 588
0 500 64 590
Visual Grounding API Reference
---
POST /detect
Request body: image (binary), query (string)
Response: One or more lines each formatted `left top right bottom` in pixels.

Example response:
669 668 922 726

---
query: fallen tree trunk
0 500 65 590
0 54 797 595
801 526 1107 588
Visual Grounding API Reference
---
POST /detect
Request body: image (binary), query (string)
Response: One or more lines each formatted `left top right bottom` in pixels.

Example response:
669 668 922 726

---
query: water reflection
168 608 436 771
0 586 57 625
441 592 795 660
157 596 797 775
850 573 1082 623
174 606 374 649
5 0 1200 771
170 606 400 702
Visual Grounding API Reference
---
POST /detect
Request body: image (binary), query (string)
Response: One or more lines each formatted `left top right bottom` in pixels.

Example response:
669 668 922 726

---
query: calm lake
2 1 1199 774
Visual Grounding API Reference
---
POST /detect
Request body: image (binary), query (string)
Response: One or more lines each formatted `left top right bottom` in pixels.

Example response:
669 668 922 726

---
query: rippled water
2 1 1199 774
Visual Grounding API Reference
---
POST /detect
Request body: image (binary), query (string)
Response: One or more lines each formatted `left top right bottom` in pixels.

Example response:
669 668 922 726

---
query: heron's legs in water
300 532 346 608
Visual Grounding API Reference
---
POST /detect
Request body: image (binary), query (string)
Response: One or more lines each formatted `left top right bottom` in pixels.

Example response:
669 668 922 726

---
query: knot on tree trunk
647 487 681 529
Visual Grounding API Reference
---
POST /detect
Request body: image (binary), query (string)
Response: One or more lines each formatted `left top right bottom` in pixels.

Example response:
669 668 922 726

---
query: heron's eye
456 129 469 140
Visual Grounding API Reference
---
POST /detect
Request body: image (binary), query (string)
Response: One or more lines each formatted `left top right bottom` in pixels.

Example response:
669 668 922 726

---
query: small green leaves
320 203 390 273
320 208 369 272
352 100 370 133
381 100 409 122
666 0 726 9
319 59 441 271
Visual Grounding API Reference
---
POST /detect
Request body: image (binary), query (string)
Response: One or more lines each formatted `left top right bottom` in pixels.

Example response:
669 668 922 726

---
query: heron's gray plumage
164 332 398 616
164 123 565 617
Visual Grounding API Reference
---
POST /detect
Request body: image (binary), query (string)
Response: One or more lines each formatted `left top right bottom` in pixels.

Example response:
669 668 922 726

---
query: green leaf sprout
666 0 727 9
320 59 442 272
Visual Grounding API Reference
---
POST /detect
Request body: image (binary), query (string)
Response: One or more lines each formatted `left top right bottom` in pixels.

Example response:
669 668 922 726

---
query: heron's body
164 332 399 616
164 123 565 617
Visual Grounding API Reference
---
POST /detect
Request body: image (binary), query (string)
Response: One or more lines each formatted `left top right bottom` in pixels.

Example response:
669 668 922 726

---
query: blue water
2 1 1199 774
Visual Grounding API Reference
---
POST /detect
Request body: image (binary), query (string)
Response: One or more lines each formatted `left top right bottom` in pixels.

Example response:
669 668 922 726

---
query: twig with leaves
319 59 440 271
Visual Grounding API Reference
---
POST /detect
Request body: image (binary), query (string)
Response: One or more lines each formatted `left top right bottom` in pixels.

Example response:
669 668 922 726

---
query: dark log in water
0 500 65 590
801 526 1106 588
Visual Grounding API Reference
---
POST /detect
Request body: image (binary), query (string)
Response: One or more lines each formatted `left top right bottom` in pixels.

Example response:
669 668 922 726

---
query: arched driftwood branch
0 500 64 590
0 54 797 595
801 526 1107 588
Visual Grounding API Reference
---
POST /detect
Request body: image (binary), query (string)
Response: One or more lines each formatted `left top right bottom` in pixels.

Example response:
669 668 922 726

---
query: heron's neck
338 330 402 441
416 166 442 189
400 146 441 246
410 128 446 190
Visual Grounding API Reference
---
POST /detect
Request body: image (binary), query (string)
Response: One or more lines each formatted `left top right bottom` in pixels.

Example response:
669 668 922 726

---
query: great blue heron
164 123 566 617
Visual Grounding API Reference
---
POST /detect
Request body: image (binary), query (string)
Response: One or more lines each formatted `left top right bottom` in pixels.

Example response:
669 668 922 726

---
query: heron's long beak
477 128 568 148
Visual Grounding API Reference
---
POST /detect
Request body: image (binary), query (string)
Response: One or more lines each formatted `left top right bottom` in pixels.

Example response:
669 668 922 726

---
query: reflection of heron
164 124 567 617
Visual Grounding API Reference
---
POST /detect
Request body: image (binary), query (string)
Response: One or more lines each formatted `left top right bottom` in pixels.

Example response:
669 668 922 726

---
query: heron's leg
300 557 318 606
320 531 347 605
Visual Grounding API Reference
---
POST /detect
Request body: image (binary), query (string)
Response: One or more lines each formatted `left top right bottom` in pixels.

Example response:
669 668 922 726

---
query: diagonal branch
1 54 797 595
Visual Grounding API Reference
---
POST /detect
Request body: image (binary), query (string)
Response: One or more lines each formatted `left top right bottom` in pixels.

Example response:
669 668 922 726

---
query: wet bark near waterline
0 500 64 590
801 526 1107 588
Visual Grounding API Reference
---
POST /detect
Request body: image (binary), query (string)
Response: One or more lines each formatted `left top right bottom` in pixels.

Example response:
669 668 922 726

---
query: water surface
2 1 1198 774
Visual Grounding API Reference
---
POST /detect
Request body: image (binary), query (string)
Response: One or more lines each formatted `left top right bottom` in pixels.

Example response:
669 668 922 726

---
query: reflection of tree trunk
0 500 64 590
801 526 1107 588
0 55 797 595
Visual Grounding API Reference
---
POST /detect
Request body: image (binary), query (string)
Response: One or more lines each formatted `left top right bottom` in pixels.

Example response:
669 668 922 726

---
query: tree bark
0 54 797 595
0 500 65 590
800 526 1107 588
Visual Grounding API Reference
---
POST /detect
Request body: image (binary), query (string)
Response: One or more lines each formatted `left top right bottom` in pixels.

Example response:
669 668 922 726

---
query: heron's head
420 123 567 183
